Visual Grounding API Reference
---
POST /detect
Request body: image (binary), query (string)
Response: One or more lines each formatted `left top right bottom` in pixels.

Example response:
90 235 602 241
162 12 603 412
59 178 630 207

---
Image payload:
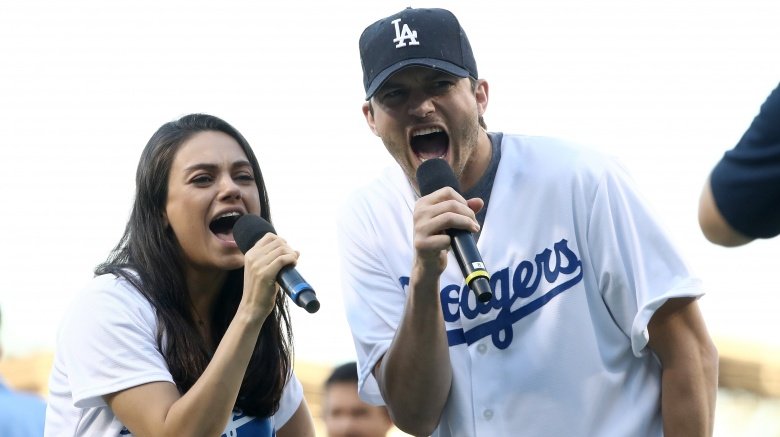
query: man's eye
380 89 406 103
431 81 454 92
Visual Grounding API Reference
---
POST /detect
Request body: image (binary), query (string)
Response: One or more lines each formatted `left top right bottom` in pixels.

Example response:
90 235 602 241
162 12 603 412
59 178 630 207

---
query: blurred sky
1 0 779 365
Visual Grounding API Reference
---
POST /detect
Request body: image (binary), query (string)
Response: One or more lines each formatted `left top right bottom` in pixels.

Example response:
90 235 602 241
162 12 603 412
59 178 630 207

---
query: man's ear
475 79 489 117
362 101 380 137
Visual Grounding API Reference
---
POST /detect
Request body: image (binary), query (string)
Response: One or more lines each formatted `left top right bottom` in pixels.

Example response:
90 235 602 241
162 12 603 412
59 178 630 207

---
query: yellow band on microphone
464 270 489 285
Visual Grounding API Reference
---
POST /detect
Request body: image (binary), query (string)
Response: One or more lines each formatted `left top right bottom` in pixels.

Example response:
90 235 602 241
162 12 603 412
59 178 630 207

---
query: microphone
416 159 493 303
233 215 320 313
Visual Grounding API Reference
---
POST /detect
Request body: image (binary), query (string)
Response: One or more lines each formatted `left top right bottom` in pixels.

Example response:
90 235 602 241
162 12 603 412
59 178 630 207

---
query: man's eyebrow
381 71 458 89
427 71 458 80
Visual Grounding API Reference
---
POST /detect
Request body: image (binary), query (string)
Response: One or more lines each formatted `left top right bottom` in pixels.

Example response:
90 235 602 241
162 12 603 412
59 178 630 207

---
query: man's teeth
412 127 443 137
420 153 447 162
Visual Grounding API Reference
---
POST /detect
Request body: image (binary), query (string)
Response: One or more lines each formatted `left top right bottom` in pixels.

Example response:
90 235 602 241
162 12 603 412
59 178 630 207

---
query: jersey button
477 343 487 354
483 409 494 420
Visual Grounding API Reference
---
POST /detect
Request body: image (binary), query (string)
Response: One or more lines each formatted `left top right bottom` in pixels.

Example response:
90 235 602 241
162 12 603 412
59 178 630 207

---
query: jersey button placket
472 340 493 434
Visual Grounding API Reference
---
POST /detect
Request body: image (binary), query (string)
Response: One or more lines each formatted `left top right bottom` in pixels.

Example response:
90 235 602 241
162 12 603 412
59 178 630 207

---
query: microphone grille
416 158 461 196
233 215 276 254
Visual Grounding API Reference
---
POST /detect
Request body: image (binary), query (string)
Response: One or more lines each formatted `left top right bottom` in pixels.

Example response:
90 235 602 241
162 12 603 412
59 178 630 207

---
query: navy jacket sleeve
710 82 780 239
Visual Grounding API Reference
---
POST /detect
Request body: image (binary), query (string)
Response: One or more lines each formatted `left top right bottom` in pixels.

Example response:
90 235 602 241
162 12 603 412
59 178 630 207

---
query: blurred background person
0 304 47 437
699 82 780 246
323 361 393 437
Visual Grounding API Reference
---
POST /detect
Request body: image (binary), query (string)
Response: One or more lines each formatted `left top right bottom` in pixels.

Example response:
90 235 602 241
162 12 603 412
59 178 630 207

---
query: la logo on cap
391 18 419 48
360 8 478 99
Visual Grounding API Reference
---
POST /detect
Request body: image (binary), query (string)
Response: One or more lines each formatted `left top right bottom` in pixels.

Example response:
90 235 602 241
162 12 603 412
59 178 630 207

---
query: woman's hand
240 233 299 321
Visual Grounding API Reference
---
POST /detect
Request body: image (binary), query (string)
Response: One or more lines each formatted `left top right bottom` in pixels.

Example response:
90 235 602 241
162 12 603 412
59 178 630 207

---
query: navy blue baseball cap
359 7 479 100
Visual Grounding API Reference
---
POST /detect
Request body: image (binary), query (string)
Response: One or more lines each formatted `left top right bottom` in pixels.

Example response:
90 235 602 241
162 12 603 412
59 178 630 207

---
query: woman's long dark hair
96 113 292 417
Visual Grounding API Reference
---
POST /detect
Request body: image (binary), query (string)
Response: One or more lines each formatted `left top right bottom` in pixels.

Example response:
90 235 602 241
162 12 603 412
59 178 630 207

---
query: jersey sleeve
337 192 407 406
586 158 704 357
273 372 304 429
58 275 174 408
710 82 780 239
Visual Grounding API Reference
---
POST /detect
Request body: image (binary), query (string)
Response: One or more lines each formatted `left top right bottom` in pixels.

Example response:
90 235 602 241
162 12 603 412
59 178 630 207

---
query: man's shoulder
500 132 602 155
498 132 618 177
341 165 411 212
337 165 415 245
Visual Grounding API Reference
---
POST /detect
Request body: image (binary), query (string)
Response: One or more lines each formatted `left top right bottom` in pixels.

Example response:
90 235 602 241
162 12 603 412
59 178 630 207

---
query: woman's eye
236 173 255 182
191 175 213 185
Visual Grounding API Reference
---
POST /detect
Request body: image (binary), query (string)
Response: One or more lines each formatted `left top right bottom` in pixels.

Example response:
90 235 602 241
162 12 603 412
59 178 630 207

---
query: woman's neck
184 267 228 342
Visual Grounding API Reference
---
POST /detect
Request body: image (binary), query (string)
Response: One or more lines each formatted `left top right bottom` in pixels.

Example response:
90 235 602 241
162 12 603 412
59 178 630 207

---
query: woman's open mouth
209 211 241 242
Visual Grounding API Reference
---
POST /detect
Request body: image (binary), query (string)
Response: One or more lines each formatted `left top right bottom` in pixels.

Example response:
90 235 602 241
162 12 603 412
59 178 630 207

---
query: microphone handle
278 266 320 313
448 229 493 303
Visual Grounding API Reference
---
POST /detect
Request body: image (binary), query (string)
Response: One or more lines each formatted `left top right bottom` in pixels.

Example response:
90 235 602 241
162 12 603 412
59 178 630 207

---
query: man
699 82 780 246
322 362 392 437
0 305 47 437
338 7 718 437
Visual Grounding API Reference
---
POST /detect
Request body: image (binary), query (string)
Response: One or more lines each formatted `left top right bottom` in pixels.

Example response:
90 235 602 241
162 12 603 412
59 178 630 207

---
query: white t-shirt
338 134 703 437
45 273 303 437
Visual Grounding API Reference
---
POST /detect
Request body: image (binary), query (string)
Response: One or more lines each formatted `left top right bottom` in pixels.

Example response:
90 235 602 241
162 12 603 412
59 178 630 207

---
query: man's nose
407 91 435 119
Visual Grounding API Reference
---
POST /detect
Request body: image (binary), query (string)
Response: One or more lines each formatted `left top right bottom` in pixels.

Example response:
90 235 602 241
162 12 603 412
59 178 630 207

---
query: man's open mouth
411 127 449 161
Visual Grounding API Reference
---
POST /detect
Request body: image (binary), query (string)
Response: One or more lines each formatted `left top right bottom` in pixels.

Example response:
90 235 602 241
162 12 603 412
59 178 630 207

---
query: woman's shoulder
83 272 148 302
64 272 156 327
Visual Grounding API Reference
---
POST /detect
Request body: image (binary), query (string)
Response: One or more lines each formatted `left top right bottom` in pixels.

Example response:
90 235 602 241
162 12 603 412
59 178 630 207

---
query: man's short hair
325 361 359 387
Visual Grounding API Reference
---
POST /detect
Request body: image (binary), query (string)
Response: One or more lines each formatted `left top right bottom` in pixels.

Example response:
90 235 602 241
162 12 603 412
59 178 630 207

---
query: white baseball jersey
45 273 303 437
338 134 703 437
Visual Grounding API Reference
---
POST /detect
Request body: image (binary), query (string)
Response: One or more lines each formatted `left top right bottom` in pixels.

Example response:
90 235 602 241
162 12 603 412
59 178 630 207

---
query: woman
45 114 315 436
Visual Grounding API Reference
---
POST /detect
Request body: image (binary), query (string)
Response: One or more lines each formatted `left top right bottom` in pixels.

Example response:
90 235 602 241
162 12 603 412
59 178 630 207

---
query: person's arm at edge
647 297 719 437
698 176 753 247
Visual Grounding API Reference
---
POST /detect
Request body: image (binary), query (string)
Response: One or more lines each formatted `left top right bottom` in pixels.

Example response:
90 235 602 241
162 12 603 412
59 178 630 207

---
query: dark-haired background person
338 7 718 437
44 114 315 436
699 82 780 247
322 362 392 437
0 305 47 437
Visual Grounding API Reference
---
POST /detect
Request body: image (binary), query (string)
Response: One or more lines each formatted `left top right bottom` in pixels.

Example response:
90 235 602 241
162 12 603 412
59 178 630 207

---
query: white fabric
45 273 303 437
338 134 703 437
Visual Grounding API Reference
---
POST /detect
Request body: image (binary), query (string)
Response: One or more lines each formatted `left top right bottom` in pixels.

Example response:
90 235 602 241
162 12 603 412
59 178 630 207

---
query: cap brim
365 58 471 100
